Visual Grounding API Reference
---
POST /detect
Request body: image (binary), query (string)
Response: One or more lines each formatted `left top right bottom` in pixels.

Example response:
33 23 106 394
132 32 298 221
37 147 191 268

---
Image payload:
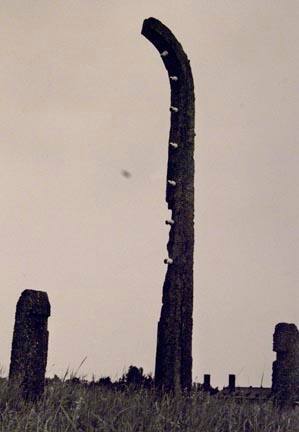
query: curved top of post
141 17 194 85
141 18 195 209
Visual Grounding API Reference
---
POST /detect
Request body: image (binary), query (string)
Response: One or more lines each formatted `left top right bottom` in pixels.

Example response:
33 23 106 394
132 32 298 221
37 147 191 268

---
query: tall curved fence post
9 289 51 400
141 17 195 392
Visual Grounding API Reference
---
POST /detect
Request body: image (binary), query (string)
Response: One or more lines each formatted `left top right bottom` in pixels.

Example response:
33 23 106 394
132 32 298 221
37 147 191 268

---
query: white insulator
170 106 179 112
164 258 173 264
165 219 174 225
167 180 176 186
169 142 178 148
170 76 178 81
160 50 169 57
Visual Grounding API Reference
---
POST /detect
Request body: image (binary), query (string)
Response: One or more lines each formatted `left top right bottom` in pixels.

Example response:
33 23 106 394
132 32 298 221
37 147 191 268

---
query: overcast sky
0 0 298 388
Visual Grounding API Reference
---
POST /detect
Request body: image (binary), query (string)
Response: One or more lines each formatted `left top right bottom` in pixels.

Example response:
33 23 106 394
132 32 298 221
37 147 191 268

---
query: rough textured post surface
141 17 195 392
9 290 51 399
272 322 299 404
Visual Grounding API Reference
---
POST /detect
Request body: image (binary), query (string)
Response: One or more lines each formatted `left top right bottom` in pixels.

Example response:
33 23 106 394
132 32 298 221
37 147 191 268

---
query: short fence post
272 322 299 405
9 289 51 400
203 374 211 391
228 374 236 392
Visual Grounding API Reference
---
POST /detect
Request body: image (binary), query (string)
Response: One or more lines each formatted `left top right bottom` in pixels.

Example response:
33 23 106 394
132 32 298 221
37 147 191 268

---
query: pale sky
0 0 298 388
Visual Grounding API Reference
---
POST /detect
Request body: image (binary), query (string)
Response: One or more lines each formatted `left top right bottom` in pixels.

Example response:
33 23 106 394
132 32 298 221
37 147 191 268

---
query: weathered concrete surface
142 17 195 392
9 290 51 399
272 322 299 404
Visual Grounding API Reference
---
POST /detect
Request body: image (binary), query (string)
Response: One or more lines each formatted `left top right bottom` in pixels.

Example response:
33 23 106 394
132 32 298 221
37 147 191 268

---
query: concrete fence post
203 374 211 391
9 289 51 400
272 322 299 405
228 374 236 392
141 17 195 393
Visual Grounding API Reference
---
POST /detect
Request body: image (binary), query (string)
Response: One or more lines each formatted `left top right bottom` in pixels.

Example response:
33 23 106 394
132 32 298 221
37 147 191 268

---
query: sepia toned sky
0 0 298 388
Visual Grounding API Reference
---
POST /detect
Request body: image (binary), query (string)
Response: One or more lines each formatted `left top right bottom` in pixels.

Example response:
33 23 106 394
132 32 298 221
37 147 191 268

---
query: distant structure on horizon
202 323 299 405
142 17 195 392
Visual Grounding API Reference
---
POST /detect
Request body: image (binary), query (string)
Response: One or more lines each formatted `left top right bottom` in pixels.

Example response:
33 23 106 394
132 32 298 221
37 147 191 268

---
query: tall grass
0 377 297 431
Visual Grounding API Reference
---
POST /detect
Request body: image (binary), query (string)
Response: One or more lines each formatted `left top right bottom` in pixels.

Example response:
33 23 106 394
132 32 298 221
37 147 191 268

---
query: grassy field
0 377 298 432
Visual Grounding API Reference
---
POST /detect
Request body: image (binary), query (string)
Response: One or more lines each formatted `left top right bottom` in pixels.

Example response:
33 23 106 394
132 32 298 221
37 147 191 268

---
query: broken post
272 322 299 405
9 289 51 400
203 374 211 391
141 17 195 392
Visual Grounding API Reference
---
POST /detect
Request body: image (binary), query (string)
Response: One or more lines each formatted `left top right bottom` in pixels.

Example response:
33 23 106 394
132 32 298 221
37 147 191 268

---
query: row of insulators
161 50 177 267
168 141 178 188
160 50 179 111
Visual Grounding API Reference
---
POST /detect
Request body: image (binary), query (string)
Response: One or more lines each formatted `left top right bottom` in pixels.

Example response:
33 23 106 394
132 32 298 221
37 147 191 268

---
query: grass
0 377 298 431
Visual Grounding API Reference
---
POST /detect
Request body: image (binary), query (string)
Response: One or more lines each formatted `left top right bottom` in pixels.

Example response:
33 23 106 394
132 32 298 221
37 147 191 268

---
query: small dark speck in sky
121 169 132 179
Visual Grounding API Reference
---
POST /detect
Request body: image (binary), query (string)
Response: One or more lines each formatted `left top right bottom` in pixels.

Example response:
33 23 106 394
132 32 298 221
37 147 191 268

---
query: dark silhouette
9 290 50 400
126 366 144 386
203 374 211 392
228 374 236 392
272 322 299 405
142 17 195 393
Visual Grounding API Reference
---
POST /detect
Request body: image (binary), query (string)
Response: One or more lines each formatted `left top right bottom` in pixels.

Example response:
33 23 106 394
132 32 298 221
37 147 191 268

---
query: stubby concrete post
142 17 195 392
272 323 299 405
228 374 236 392
9 290 51 399
203 374 211 391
